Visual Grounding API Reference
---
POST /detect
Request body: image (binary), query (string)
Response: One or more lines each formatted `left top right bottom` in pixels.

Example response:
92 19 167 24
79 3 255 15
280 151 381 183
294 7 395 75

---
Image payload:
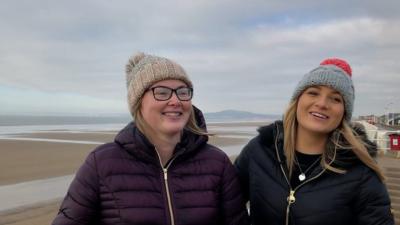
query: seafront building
357 112 400 158
359 113 400 126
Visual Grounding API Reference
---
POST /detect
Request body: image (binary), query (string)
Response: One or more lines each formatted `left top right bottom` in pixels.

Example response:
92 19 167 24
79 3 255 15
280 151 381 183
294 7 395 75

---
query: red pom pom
320 58 352 77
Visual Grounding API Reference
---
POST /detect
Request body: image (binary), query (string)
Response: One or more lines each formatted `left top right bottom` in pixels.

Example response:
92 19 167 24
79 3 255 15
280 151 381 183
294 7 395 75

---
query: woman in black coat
235 58 394 225
52 52 249 225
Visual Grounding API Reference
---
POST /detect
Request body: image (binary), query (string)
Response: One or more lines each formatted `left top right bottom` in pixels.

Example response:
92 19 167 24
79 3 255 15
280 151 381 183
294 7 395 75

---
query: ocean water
0 123 127 136
0 120 261 156
0 115 131 126
0 121 264 136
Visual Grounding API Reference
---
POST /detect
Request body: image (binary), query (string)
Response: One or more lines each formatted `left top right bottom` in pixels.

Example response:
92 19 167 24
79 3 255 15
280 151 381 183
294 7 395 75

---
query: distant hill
0 110 280 126
204 110 280 122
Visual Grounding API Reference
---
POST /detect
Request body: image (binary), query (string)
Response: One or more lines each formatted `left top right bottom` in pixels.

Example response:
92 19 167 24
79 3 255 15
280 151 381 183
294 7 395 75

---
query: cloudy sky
0 0 399 117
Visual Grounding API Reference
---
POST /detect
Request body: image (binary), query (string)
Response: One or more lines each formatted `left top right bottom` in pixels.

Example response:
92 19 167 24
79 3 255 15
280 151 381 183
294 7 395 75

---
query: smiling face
140 79 192 139
296 85 345 137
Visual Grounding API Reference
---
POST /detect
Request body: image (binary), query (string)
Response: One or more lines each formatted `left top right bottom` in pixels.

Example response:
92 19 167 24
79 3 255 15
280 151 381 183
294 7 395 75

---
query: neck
145 129 181 166
296 128 327 155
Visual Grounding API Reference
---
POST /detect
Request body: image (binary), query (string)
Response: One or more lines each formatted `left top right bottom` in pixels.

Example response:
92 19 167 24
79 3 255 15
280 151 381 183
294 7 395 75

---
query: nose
314 95 329 109
167 92 182 106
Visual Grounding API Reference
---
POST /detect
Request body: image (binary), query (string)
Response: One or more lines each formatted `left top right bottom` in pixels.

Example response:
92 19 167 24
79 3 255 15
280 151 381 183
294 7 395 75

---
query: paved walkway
378 155 400 168
378 155 400 224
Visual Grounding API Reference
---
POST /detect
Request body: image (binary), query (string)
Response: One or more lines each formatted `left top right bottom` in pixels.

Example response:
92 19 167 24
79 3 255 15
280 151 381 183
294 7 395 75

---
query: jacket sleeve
220 154 250 225
354 167 395 225
52 152 100 225
233 141 253 202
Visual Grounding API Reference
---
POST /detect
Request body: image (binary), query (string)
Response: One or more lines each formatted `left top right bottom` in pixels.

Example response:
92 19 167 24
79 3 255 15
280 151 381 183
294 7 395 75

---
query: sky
0 0 399 117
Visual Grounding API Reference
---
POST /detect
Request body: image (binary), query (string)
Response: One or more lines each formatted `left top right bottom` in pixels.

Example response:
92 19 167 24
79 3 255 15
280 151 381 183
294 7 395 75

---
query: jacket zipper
156 150 177 225
274 123 327 225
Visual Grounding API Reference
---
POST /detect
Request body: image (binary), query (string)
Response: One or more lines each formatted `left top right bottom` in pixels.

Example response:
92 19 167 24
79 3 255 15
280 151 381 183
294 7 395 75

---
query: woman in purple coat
52 52 249 225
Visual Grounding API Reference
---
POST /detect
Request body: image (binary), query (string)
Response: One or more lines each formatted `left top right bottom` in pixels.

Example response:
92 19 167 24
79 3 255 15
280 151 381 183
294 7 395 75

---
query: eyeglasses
149 86 193 101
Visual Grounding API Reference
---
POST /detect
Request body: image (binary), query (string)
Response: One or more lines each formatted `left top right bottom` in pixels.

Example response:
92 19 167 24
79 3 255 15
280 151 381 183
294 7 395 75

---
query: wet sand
0 140 97 185
0 200 60 225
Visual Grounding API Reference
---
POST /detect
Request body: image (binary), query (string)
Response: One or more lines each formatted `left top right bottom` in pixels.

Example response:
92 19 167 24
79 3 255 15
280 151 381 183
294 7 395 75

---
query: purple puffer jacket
52 109 249 225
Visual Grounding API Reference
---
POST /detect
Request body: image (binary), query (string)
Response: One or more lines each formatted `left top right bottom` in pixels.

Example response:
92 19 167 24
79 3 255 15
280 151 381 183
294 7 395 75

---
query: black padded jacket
234 121 394 225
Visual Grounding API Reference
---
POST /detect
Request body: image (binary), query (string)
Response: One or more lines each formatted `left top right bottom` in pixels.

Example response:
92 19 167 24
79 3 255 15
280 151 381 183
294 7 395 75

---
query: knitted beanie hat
291 58 354 121
126 52 193 116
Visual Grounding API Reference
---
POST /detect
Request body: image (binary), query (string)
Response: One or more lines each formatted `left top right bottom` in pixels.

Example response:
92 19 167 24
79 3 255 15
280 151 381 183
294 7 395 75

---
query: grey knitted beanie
126 52 193 116
291 58 354 121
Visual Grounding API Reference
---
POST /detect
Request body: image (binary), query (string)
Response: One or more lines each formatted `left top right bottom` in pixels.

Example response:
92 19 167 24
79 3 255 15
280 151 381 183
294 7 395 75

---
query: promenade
378 155 400 224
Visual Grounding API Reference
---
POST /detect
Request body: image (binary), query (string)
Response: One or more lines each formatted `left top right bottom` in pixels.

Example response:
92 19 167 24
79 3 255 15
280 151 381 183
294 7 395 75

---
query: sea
0 115 267 155
0 115 265 137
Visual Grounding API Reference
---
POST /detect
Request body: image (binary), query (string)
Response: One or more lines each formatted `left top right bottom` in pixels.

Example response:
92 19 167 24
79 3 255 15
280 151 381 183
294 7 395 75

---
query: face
296 85 345 136
140 79 192 138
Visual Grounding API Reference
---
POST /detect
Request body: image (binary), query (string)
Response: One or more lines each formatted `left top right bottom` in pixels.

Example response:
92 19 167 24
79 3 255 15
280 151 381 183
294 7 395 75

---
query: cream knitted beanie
126 52 193 116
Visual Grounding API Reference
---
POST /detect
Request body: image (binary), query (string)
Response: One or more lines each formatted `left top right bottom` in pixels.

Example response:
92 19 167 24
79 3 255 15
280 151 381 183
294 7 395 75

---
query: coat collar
256 120 377 169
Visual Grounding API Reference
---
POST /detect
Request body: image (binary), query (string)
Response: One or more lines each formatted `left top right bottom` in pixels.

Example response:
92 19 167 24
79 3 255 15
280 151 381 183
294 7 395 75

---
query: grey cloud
0 0 399 115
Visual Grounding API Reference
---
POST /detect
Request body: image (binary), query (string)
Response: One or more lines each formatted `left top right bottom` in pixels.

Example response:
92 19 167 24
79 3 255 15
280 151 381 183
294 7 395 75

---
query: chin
163 124 186 134
303 123 333 134
313 126 336 134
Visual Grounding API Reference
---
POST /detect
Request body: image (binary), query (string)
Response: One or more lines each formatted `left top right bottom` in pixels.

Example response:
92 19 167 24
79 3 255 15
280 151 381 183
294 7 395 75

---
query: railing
371 137 400 158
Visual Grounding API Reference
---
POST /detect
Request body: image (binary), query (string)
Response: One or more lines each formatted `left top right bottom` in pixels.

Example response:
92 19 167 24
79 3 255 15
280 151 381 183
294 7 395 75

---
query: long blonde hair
283 100 385 181
132 98 208 137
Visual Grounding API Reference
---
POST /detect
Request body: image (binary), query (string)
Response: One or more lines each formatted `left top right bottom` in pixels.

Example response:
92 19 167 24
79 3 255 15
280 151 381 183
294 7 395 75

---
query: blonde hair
132 98 208 137
283 100 385 181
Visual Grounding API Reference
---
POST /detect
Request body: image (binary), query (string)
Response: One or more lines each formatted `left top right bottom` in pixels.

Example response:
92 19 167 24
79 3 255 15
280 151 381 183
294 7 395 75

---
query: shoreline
0 133 252 186
0 122 262 225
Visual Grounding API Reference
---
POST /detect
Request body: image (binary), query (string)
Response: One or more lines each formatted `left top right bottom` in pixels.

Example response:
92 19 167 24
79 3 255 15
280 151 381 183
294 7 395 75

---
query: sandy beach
0 122 263 225
1 121 398 225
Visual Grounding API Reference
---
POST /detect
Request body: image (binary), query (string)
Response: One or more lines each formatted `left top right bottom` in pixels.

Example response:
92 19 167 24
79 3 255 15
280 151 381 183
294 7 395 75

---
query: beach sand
0 140 97 185
0 123 259 225
0 134 249 186
5 121 396 225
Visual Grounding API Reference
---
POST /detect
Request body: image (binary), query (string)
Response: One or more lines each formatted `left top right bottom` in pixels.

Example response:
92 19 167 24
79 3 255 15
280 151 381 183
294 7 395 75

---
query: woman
52 52 249 225
235 58 394 225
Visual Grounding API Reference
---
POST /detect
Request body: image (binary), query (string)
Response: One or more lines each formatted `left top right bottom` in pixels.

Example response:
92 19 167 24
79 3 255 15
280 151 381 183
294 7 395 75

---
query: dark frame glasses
149 86 193 101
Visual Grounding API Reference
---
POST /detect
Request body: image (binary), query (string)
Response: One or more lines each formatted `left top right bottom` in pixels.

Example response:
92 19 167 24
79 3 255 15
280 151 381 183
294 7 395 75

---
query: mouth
310 112 329 120
162 112 183 117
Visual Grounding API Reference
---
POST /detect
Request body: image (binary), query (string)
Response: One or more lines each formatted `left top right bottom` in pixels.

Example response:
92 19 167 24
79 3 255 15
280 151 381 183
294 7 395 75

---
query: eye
153 87 171 96
333 96 343 103
155 90 168 95
305 90 318 96
329 94 343 103
177 89 189 96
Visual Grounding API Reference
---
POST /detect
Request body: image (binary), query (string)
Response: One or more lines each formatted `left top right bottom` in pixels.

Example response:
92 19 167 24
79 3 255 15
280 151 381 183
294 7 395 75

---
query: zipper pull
287 190 296 204
163 168 168 180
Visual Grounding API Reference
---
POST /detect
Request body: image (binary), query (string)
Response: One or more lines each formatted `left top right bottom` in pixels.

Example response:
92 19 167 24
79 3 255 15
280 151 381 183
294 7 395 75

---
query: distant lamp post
385 102 393 125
